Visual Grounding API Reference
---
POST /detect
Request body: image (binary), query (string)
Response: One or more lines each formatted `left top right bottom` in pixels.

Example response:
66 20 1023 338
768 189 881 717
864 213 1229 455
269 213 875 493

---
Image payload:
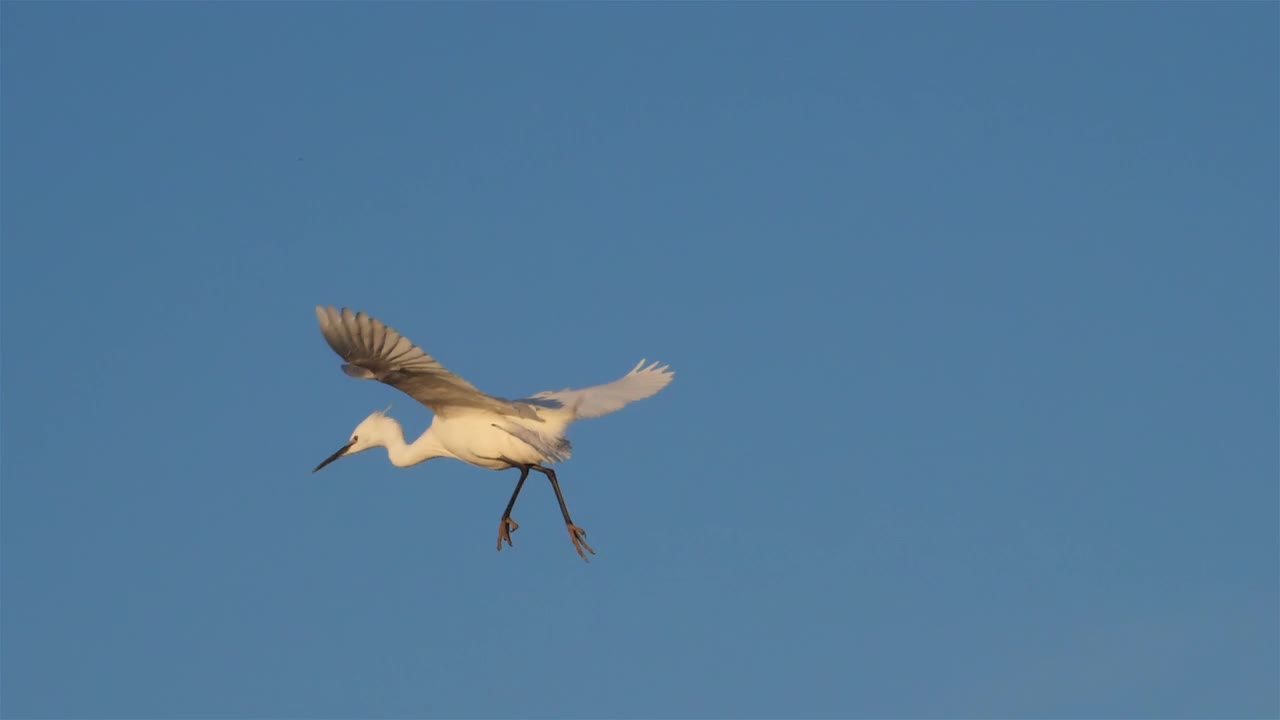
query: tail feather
492 423 573 463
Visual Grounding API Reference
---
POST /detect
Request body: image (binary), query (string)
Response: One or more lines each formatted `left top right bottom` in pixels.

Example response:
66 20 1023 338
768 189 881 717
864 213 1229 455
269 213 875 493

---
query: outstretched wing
525 360 674 420
316 306 538 419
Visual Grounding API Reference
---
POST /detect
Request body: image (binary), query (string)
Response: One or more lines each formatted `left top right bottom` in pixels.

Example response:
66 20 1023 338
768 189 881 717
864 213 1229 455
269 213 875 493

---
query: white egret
312 306 674 561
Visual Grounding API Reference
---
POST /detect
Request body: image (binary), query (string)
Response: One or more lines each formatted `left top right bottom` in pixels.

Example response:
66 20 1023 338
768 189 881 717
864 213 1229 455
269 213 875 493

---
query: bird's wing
316 306 539 419
524 360 674 420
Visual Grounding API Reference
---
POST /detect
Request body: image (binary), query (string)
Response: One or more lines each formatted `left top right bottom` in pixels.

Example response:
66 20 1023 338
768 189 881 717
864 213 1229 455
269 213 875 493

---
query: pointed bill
313 439 356 473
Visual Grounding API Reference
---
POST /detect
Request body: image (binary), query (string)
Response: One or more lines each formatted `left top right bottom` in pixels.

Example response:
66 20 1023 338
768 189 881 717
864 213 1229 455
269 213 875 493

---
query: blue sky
2 3 1276 718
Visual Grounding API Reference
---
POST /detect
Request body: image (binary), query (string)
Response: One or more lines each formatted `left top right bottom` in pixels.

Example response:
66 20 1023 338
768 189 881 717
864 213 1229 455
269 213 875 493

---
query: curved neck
384 424 451 468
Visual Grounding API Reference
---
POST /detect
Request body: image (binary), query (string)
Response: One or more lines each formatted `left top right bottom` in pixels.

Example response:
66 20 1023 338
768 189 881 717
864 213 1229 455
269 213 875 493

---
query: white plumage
312 306 674 561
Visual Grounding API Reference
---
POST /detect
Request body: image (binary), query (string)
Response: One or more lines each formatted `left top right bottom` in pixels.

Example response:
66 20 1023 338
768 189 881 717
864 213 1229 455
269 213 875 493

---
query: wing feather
525 360 675 420
316 306 538 419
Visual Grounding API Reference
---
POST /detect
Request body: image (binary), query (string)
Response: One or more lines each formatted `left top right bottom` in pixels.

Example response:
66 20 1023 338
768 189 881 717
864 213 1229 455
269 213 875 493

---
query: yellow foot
496 517 519 551
566 524 596 562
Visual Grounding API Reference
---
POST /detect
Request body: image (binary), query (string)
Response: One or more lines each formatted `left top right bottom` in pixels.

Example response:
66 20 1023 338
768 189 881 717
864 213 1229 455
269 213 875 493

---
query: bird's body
311 306 674 560
353 410 571 470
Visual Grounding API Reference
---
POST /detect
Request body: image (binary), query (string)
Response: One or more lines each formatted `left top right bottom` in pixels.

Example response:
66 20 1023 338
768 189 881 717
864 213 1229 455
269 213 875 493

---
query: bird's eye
351 435 358 443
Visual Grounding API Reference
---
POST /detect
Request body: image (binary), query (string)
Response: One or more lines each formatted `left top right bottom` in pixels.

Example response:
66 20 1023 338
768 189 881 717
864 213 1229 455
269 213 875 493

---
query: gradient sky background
2 4 1276 719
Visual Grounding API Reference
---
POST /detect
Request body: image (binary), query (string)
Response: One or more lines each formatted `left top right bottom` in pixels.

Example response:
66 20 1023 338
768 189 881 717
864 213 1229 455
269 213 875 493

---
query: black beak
313 439 356 473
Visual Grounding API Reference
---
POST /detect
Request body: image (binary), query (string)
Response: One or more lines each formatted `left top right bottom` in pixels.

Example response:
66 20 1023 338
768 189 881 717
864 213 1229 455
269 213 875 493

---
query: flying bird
312 306 674 561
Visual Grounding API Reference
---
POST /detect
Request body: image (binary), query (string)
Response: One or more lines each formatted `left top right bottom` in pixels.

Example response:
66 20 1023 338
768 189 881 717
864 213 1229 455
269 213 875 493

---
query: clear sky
2 3 1276 718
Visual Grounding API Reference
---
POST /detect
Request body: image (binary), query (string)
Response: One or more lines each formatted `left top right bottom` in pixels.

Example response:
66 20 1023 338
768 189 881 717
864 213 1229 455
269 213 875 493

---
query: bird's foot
566 524 596 562
496 517 519 551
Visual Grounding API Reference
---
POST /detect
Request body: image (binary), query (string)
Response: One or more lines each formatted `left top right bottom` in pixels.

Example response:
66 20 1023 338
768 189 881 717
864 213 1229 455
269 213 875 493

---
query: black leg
531 464 596 562
496 465 529 551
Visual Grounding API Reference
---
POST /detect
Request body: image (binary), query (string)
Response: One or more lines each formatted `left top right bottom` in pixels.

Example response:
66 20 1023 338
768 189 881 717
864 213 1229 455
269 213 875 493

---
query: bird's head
313 408 398 473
